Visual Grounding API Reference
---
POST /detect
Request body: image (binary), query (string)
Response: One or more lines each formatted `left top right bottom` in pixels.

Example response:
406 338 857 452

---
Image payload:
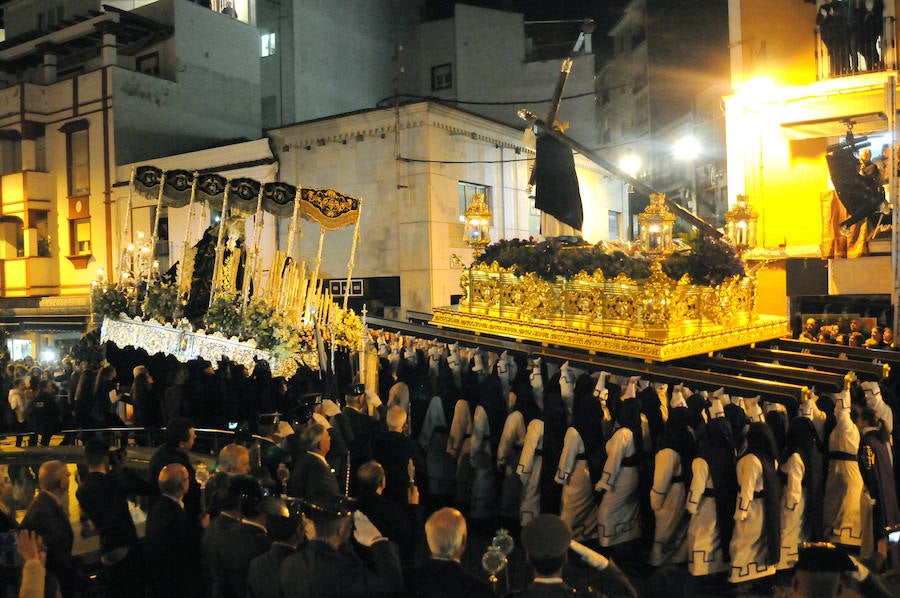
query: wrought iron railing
815 16 898 80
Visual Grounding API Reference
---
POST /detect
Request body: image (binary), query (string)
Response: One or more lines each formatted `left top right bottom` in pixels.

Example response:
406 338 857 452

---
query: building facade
268 101 619 317
724 0 899 322
597 0 730 235
0 0 260 355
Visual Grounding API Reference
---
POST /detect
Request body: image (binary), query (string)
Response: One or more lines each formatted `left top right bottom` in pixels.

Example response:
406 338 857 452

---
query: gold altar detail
433 260 789 362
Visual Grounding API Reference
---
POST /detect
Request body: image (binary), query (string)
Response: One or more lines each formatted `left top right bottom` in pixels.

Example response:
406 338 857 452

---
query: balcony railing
816 16 898 80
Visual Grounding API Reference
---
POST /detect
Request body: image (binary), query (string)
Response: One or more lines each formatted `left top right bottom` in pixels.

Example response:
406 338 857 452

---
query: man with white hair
372 406 418 505
406 507 491 598
205 443 251 515
287 422 339 500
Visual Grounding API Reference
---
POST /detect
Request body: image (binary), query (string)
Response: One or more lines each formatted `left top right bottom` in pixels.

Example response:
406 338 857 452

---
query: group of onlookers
799 316 895 349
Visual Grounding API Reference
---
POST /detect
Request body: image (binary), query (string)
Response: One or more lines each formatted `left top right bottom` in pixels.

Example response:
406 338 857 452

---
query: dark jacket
144 496 201 598
506 563 636 598
357 490 422 569
406 559 492 598
148 443 202 525
287 452 339 500
30 390 60 435
201 513 241 595
76 469 151 555
210 520 271 598
21 491 77 594
279 539 402 598
371 431 418 505
344 407 382 472
247 542 296 598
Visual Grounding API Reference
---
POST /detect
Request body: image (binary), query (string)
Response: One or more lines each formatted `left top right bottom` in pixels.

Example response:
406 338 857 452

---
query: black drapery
534 134 583 231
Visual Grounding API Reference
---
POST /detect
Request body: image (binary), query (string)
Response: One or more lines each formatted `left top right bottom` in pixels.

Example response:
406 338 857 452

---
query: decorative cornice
282 118 534 155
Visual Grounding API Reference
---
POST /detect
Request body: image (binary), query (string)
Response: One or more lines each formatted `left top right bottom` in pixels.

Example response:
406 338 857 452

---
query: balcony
816 16 898 80
0 171 54 215
0 257 59 298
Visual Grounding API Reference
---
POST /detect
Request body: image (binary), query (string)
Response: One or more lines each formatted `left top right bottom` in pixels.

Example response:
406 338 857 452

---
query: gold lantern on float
463 192 492 256
638 193 676 257
725 194 758 254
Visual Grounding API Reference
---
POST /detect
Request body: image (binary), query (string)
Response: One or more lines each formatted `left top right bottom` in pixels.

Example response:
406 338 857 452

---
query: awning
781 111 889 140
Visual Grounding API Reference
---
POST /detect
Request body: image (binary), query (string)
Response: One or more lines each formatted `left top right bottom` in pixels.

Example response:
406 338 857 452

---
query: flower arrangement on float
97 166 367 379
432 192 788 361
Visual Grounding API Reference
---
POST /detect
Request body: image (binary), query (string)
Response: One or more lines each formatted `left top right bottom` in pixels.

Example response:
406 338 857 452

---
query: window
37 6 63 32
70 218 91 255
608 211 621 240
431 64 452 92
63 122 90 197
136 53 160 76
0 136 21 176
29 210 50 257
458 182 492 225
261 32 276 57
529 196 541 238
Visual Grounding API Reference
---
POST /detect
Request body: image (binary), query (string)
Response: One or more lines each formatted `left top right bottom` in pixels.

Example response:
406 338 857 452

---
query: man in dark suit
371 406 418 505
144 463 201 598
279 495 402 598
30 379 60 446
21 459 78 597
208 476 277 598
343 384 382 492
204 443 251 515
406 507 490 598
509 514 636 598
202 474 244 594
247 502 306 598
148 417 204 528
76 439 151 598
356 461 422 570
287 421 339 500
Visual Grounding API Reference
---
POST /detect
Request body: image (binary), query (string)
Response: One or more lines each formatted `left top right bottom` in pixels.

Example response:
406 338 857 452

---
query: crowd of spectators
1 328 900 597
798 316 896 349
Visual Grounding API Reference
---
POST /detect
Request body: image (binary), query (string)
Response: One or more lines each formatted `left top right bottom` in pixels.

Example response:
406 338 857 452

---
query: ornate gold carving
431 306 789 362
442 261 782 361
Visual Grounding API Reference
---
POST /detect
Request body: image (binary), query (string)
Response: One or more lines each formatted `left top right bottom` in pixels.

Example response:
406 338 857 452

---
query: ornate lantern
638 193 676 257
725 194 758 253
463 192 492 255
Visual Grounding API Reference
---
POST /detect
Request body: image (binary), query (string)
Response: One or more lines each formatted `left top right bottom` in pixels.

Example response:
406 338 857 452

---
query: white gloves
570 540 609 570
353 510 386 546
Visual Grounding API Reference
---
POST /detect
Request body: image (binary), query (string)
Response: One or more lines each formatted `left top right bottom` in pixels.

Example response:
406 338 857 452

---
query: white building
267 101 619 317
407 4 597 149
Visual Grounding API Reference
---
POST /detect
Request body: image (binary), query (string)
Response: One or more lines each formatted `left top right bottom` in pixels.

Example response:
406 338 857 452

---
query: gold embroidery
864 445 876 470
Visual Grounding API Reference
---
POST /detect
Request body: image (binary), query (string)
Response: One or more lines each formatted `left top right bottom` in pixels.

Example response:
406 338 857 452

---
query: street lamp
673 136 700 160
463 192 492 256
621 153 642 178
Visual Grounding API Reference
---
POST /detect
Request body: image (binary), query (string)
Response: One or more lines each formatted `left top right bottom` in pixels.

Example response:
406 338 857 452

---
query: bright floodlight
674 136 701 160
40 348 56 363
621 153 641 178
735 76 775 104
